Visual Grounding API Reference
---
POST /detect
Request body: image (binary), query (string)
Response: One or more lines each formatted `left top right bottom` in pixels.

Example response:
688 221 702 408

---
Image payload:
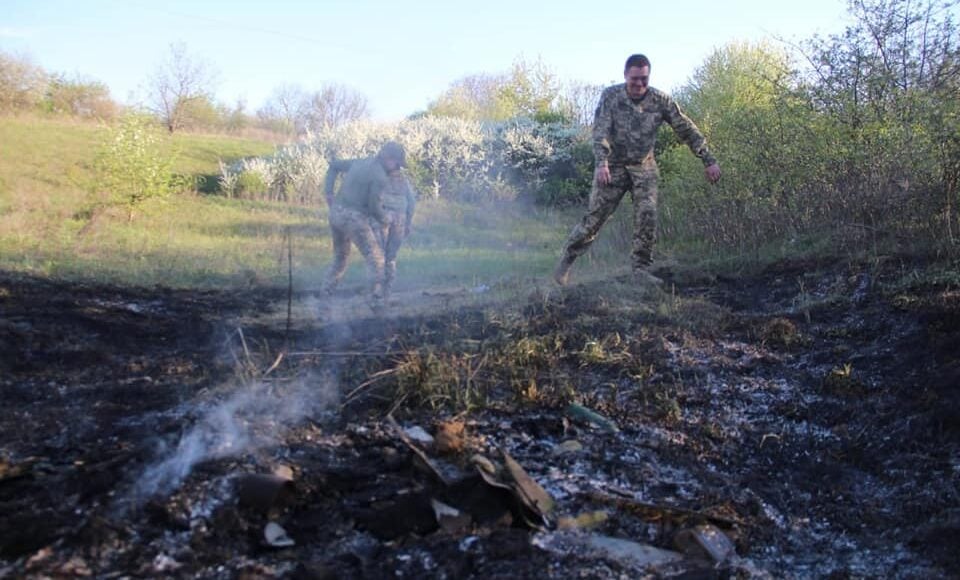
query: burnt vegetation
1 254 959 577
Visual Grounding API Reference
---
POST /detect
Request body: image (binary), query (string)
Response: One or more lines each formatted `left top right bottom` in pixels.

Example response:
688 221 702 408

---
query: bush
93 114 186 219
43 75 117 120
0 51 47 112
217 116 596 206
235 170 268 198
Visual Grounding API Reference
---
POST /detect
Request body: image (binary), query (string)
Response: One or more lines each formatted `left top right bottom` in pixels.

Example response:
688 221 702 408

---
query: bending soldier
322 141 407 311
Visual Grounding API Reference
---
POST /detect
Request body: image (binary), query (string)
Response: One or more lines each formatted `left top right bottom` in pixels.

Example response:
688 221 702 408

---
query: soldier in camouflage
322 142 407 311
554 54 721 287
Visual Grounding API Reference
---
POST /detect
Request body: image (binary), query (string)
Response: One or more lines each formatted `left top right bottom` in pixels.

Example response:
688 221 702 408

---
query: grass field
3 114 886 295
0 115 609 292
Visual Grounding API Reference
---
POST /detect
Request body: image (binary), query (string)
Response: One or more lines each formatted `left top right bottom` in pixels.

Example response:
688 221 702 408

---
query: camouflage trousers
560 159 659 271
324 206 385 303
378 210 408 296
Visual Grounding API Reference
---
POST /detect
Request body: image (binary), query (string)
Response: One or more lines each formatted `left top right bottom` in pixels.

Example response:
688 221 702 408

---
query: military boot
383 261 396 301
634 269 664 288
369 283 386 315
553 256 575 286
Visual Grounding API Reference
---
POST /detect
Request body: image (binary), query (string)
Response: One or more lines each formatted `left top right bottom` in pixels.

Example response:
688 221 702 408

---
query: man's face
624 65 650 98
383 157 400 171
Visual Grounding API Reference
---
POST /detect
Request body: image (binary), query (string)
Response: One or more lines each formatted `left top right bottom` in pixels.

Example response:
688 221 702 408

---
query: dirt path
0 259 957 578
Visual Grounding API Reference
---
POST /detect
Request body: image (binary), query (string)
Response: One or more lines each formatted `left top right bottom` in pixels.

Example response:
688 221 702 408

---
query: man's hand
404 222 412 238
595 163 611 186
705 163 721 184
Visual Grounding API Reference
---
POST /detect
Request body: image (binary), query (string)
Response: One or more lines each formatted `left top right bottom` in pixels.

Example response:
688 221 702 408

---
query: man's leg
627 162 663 286
382 214 404 300
347 217 387 310
554 167 629 285
323 212 351 294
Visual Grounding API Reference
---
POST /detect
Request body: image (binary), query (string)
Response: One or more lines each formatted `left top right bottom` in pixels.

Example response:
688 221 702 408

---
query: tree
93 114 185 220
257 84 308 135
147 42 218 133
425 57 565 122
257 83 369 135
45 74 117 119
659 41 818 249
0 50 47 112
425 74 505 120
557 81 605 127
301 84 369 131
494 57 562 120
800 0 960 242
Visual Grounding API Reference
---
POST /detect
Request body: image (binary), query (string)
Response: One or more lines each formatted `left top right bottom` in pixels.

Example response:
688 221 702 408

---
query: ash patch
0 259 957 578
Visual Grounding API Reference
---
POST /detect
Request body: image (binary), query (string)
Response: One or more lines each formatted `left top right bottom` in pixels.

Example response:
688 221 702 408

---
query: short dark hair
624 54 651 72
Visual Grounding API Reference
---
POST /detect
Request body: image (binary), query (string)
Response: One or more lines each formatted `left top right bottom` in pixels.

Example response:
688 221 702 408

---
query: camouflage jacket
593 84 716 168
383 169 417 224
323 157 389 223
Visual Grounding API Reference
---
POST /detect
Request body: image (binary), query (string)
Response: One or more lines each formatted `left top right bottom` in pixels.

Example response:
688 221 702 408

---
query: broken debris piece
403 426 435 446
566 403 620 433
674 523 736 563
500 447 555 517
554 440 584 454
264 522 295 548
430 498 472 534
557 510 609 530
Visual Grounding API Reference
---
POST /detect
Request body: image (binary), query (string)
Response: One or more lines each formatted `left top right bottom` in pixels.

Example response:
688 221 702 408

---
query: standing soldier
380 167 417 300
554 54 721 287
322 141 407 311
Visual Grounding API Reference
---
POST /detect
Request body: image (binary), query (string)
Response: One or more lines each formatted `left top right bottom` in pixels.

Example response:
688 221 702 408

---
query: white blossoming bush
217 116 593 205
494 119 591 205
399 117 495 200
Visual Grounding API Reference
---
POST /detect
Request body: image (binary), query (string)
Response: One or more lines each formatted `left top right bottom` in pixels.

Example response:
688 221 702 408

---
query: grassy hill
0 115 588 292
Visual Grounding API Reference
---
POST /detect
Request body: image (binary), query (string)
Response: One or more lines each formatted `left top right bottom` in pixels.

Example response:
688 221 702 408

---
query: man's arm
402 174 417 234
367 174 388 224
592 89 615 185
662 97 721 183
323 159 353 205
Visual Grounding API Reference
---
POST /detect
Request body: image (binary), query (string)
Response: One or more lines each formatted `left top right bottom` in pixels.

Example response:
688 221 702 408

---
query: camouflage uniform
322 157 391 306
378 169 417 297
560 84 716 273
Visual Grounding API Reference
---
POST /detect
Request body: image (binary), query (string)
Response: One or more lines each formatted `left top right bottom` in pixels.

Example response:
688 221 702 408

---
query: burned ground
0 258 958 578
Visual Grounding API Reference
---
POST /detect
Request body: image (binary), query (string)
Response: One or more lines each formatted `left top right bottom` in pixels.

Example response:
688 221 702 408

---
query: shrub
235 170 268 198
0 51 47 112
93 114 186 219
217 116 595 206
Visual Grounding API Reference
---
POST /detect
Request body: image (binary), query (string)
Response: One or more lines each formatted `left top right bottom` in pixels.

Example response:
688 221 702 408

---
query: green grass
11 114 923 295
0 115 580 290
0 115 299 287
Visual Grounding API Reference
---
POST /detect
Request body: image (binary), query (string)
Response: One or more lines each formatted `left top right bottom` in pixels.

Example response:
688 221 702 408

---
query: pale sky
2 0 857 121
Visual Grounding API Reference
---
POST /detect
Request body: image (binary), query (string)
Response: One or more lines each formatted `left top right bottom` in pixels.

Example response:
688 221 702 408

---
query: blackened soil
0 257 957 578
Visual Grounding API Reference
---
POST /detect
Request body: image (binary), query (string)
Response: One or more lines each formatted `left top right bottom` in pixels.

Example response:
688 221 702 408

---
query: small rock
264 522 295 548
673 524 736 563
554 440 584 454
557 510 608 530
273 464 294 481
152 553 182 573
404 426 435 446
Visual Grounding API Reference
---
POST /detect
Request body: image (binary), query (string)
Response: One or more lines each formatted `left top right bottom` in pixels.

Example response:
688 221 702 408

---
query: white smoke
128 284 366 505
131 376 337 501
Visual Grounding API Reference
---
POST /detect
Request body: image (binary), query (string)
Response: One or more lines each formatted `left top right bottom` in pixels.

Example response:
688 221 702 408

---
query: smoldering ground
0 202 958 577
